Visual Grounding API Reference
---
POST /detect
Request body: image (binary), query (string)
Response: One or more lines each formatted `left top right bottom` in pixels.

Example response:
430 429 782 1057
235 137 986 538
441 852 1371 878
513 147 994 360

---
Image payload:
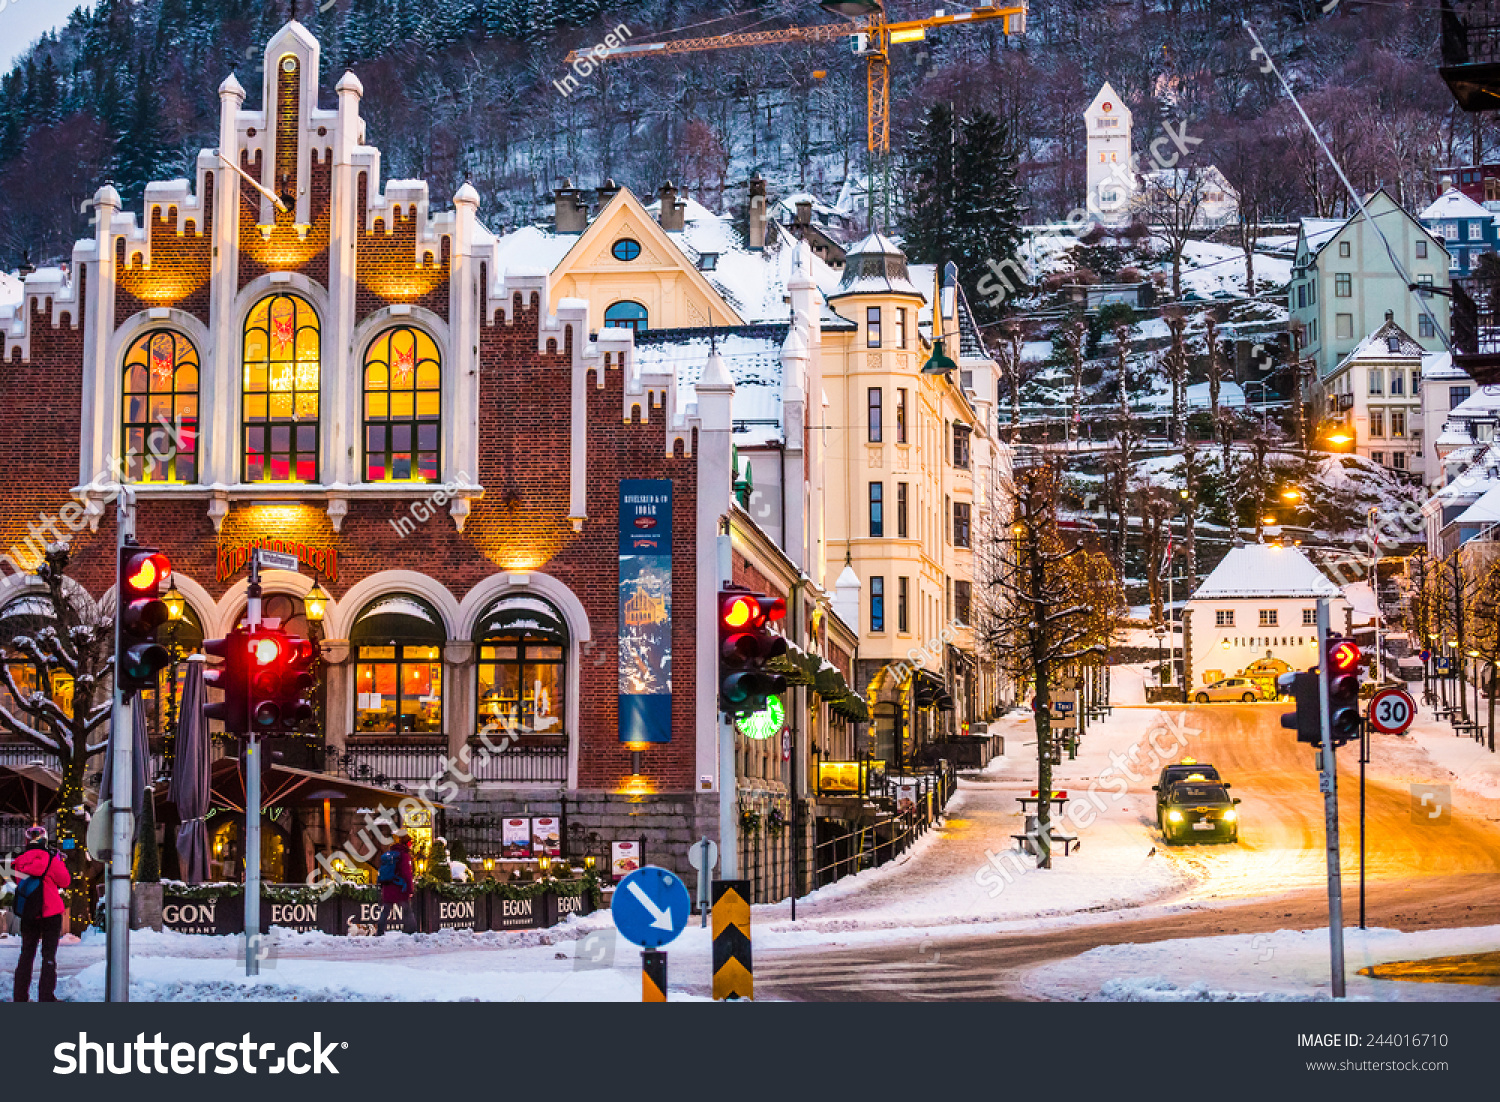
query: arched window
243 293 320 483
122 330 199 483
473 594 568 741
350 595 445 737
603 301 648 332
364 326 440 482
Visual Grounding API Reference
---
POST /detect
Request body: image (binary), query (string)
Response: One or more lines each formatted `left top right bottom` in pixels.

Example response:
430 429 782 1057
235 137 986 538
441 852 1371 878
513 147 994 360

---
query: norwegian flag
1160 536 1174 575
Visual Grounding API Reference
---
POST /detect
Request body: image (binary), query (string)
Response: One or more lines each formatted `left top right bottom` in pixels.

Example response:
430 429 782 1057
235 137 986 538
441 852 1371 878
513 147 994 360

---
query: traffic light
279 635 317 728
718 589 788 717
116 544 172 697
1326 636 1363 746
1277 671 1321 744
203 627 250 733
247 627 289 732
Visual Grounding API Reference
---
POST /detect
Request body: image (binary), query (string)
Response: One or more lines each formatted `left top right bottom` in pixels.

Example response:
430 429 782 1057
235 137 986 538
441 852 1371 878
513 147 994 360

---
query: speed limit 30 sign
1367 686 1416 735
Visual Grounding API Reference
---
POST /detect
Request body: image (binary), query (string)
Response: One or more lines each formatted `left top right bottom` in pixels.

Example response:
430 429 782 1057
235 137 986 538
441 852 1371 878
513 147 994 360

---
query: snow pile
1026 924 1500 1002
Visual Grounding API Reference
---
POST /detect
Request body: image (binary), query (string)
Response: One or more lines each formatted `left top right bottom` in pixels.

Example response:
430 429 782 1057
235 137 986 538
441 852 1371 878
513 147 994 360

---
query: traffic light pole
1315 598 1346 999
717 534 738 880
105 490 135 1004
244 552 263 977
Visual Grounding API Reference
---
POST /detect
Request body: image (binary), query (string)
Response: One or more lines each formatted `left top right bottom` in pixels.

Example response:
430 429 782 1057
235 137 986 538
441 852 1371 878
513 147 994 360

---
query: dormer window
698 252 718 271
1386 336 1400 353
612 239 641 262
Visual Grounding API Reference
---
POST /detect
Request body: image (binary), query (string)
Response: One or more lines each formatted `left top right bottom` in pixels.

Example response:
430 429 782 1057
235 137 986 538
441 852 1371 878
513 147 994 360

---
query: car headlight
1167 810 1183 823
1222 809 1238 822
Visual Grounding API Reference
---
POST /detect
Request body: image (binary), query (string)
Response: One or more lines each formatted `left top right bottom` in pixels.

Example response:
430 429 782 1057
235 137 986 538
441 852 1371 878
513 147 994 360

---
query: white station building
1185 543 1349 694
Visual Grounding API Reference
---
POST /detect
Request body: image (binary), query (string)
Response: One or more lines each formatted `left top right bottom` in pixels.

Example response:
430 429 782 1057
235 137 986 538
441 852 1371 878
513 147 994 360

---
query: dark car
1153 759 1226 826
1161 780 1241 844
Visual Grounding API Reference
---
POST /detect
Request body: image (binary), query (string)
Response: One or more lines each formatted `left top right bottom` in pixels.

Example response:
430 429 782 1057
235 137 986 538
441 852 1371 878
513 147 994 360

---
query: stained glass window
243 293 320 482
364 326 440 482
122 330 199 483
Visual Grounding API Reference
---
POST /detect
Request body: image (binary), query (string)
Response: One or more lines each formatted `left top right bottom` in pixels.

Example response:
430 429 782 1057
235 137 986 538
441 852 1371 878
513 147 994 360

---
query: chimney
1440 174 1455 192
552 178 587 233
795 199 813 227
595 177 622 211
658 181 685 231
1385 309 1394 323
748 175 767 252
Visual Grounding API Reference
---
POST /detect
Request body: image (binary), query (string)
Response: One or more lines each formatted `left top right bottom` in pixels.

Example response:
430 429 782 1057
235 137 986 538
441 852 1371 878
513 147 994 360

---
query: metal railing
337 740 569 788
0 745 59 771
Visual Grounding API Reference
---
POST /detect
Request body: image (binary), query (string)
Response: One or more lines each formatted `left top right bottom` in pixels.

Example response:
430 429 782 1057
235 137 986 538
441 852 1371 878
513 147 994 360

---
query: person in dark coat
375 826 416 936
11 826 72 1002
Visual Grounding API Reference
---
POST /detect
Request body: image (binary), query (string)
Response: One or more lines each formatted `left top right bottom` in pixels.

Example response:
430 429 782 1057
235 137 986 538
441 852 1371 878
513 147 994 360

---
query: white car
1193 677 1268 704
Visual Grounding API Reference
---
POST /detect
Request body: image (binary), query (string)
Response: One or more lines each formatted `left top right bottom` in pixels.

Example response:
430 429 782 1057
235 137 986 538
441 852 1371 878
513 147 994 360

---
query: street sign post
256 549 301 573
1366 686 1416 735
614 865 692 1001
688 838 718 927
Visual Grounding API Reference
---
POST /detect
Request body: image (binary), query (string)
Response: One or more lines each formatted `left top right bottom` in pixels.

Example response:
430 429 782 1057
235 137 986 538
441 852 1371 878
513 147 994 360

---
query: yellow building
820 238 1010 766
490 185 1013 765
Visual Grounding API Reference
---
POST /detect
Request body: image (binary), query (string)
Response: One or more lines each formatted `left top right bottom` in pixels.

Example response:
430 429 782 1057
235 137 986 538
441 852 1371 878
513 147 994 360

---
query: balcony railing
0 744 59 771
337 739 569 789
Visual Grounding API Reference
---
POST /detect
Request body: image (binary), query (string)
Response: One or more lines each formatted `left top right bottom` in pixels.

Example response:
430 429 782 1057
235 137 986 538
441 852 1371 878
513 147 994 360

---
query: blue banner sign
619 479 673 743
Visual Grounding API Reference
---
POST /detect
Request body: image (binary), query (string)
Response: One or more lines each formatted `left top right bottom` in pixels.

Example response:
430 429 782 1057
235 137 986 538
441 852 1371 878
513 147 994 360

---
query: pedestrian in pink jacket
374 827 416 936
11 826 72 1002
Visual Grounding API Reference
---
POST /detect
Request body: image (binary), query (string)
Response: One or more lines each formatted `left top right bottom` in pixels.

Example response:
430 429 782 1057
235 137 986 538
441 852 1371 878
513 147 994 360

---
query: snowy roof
1423 351 1469 380
1341 580 1379 619
830 234 923 298
1448 387 1500 419
1190 543 1341 600
1299 218 1345 257
1453 483 1500 527
1420 188 1492 222
1334 317 1424 372
0 271 21 309
489 224 580 276
635 325 789 447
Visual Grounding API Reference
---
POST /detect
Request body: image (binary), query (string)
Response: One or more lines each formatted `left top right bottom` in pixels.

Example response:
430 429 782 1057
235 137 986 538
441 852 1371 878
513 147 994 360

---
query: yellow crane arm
563 5 1025 66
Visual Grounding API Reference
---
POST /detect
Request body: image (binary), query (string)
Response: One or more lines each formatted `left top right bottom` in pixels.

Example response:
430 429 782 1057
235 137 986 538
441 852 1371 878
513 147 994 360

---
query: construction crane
564 2 1027 156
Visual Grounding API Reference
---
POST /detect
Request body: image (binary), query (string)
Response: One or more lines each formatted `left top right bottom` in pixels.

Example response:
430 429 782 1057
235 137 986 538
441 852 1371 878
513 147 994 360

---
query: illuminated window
474 594 569 740
351 595 446 737
243 293 320 482
122 329 199 483
1259 609 1278 627
364 326 440 482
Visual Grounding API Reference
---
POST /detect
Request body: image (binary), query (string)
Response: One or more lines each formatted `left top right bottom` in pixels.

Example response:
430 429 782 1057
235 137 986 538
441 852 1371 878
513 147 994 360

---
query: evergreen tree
133 796 161 883
112 56 173 206
427 836 452 882
901 105 1024 325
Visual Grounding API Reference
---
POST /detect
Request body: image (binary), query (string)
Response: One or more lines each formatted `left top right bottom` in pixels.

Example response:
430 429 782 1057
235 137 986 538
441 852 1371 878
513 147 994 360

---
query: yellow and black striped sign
712 879 752 1001
642 949 668 1002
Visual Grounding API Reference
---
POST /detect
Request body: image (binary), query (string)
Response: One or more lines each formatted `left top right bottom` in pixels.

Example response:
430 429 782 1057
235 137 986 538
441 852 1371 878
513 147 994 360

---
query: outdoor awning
472 594 568 644
0 762 80 818
182 759 448 816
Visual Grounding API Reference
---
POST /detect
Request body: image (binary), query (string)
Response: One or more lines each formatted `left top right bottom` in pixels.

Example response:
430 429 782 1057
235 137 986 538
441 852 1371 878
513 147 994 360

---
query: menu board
610 840 641 882
532 816 561 857
501 817 532 858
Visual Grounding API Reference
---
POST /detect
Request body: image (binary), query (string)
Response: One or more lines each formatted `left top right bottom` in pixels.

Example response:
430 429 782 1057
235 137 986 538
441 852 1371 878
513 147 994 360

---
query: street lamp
1281 488 1302 501
304 580 330 625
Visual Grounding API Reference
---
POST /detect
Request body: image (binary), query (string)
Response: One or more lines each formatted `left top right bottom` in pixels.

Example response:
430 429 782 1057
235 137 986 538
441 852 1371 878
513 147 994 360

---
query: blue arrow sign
612 865 692 948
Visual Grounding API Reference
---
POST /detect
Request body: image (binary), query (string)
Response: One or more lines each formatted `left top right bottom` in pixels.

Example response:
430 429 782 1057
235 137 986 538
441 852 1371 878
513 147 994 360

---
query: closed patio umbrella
167 657 210 884
99 693 150 825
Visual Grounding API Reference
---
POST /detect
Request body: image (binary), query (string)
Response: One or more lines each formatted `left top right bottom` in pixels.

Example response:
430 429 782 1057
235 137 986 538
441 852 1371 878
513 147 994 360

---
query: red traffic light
250 634 283 666
1329 639 1361 673
123 551 171 592
722 594 760 630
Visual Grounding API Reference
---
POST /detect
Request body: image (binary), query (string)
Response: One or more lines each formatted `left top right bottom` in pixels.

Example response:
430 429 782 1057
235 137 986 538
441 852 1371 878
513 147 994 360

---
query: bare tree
0 545 114 923
1162 306 1189 445
1061 317 1087 449
1137 167 1209 300
982 463 1121 868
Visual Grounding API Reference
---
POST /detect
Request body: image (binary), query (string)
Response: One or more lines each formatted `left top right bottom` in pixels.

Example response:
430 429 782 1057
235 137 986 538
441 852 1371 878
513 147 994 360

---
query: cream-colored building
1085 82 1135 224
1185 543 1349 694
1320 315 1425 479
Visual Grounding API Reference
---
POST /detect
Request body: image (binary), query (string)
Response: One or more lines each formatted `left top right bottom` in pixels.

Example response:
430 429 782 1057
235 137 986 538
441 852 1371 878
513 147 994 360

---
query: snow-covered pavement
1023 924 1500 1002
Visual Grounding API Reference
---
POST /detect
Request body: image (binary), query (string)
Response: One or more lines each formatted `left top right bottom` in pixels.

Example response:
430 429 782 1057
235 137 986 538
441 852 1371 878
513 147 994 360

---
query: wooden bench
1010 831 1080 857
